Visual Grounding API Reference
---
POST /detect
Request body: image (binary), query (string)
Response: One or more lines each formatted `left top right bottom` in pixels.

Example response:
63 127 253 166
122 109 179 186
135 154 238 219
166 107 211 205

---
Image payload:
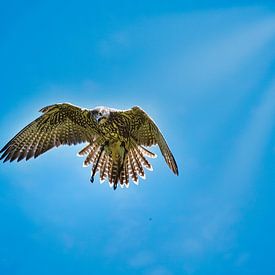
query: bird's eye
99 112 102 116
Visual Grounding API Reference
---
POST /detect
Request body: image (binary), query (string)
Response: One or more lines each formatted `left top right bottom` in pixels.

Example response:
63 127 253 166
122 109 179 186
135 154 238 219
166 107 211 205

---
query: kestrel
0 103 178 189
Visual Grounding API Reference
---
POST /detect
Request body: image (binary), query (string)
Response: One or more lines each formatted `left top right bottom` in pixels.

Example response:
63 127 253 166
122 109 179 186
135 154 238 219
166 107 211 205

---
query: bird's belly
108 140 125 159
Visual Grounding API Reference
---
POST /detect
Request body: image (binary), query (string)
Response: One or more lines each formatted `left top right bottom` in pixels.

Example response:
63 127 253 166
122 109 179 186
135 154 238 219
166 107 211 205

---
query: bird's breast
99 118 130 141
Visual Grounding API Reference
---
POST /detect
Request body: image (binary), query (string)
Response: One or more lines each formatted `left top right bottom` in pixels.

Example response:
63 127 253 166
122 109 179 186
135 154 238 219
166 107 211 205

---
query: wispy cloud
169 79 275 273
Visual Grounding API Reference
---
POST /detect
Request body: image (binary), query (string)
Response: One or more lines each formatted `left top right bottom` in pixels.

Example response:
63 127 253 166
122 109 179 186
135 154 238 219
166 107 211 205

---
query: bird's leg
120 148 128 175
90 141 107 183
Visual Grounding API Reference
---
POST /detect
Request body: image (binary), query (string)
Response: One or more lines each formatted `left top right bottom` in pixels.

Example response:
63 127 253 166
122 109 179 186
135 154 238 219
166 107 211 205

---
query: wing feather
124 106 178 175
0 103 99 162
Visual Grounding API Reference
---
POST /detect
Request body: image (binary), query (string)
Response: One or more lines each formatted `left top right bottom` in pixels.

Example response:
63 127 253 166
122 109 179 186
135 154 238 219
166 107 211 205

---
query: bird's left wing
0 103 99 162
121 106 179 175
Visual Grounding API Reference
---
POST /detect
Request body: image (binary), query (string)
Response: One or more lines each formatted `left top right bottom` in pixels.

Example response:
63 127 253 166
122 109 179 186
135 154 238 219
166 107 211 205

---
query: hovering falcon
0 103 178 189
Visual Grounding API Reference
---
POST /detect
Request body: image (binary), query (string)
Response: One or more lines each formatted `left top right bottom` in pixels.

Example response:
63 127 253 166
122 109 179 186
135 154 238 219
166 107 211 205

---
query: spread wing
124 106 178 175
0 103 99 162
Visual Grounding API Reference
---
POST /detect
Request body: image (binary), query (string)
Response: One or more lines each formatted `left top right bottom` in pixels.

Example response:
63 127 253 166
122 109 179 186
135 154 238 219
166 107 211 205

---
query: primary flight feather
0 103 178 189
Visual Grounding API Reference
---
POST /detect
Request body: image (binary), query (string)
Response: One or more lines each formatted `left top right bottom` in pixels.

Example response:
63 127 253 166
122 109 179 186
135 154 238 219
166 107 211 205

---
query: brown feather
0 103 98 162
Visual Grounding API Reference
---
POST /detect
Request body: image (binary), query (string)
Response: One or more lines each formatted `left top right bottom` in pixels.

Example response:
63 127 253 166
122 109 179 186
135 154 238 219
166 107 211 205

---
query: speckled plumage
1 103 178 189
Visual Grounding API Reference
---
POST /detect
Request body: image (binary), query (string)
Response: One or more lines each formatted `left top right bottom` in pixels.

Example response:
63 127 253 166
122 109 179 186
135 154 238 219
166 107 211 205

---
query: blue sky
0 1 275 274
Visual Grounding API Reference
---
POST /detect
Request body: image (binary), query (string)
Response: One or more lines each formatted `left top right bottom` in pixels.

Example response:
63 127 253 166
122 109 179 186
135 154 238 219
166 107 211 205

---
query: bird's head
91 107 110 124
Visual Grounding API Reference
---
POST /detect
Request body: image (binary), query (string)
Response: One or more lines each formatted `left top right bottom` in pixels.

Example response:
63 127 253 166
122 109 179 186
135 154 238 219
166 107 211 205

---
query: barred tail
110 157 121 190
77 142 156 189
120 145 155 187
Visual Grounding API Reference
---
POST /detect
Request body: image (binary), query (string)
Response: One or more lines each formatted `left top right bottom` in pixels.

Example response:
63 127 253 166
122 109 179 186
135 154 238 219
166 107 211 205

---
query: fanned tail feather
132 147 145 178
119 163 126 186
77 142 155 189
136 146 153 171
83 144 101 166
124 159 130 187
118 157 129 188
100 154 108 183
77 143 92 156
107 156 113 188
128 150 139 184
110 157 120 190
138 146 156 158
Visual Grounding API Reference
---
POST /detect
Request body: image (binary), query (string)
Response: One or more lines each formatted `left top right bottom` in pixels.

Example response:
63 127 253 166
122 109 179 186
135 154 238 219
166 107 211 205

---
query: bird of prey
0 103 178 189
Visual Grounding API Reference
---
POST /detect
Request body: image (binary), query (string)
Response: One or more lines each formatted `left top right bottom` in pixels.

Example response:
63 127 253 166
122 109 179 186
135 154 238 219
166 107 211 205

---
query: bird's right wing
0 103 99 162
121 106 179 175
